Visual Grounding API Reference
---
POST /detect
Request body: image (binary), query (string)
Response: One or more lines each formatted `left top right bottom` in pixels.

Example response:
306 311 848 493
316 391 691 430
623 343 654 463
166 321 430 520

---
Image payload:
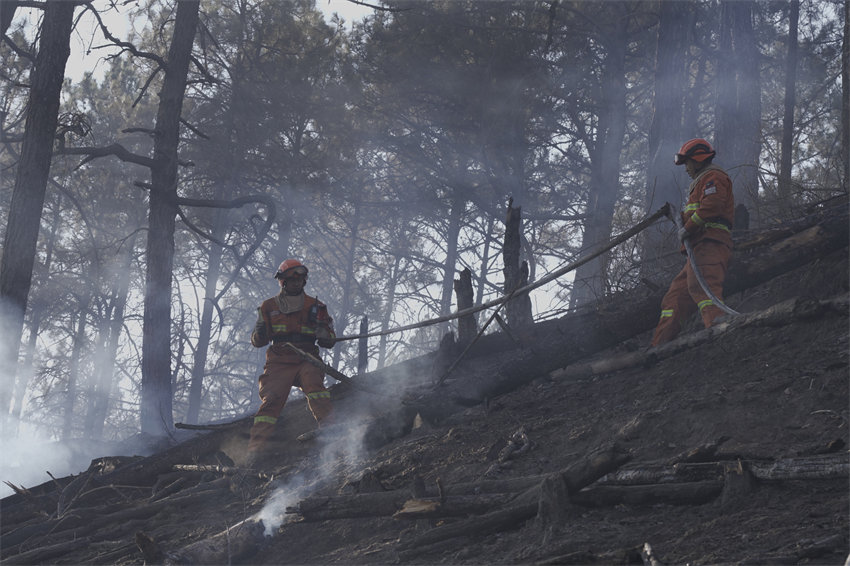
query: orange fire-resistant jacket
252 293 336 363
680 164 734 250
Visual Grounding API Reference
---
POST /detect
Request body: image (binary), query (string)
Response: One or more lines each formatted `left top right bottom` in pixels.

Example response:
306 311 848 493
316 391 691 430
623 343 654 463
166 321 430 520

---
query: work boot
296 428 321 442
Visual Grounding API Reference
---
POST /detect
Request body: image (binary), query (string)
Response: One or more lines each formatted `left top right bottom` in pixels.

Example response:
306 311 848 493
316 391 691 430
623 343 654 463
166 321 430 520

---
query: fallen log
291 443 629 524
597 453 848 486
172 463 273 481
551 296 849 382
93 425 249 488
572 480 724 507
391 493 516 520
747 453 849 481
396 443 630 550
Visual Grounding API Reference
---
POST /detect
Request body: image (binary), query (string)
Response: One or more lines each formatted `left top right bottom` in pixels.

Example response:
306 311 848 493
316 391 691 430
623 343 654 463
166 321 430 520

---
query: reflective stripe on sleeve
691 211 705 226
684 203 700 212
254 415 277 425
698 299 713 311
705 221 731 233
306 391 331 400
659 309 673 319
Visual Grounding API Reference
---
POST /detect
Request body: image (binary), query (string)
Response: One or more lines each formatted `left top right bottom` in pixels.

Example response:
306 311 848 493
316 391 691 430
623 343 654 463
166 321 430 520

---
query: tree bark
0 0 75 430
140 0 200 436
453 267 477 347
715 0 761 226
503 198 533 330
842 0 849 191
778 0 800 217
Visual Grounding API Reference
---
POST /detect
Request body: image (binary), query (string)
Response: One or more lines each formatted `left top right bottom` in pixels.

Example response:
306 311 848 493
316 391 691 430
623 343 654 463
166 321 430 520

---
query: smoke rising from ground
0 421 109 498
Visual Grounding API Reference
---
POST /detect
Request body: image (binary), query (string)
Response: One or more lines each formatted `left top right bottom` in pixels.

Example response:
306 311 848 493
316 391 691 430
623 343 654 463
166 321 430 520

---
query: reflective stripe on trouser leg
686 240 731 328
651 262 698 346
249 361 299 452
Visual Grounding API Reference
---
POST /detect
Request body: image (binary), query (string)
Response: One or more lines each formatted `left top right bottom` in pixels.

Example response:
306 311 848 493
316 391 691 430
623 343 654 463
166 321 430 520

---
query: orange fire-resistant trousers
247 358 332 453
651 240 731 346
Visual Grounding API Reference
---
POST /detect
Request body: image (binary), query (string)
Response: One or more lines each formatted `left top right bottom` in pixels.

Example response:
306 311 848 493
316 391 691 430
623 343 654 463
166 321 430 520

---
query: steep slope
1 207 847 566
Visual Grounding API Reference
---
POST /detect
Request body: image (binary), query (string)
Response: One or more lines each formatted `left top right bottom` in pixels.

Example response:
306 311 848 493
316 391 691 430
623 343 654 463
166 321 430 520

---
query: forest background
0 0 847 496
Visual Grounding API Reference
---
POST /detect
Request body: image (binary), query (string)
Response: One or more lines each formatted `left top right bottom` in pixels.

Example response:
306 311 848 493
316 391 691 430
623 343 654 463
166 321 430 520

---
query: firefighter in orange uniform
651 139 734 346
246 259 336 460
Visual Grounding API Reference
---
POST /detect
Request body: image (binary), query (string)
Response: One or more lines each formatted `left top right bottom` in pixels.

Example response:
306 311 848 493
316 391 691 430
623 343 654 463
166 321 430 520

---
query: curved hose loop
667 203 741 317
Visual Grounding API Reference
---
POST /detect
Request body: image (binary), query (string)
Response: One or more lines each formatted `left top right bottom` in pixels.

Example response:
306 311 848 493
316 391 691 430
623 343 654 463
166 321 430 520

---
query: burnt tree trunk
571 16 628 308
453 268 477 347
843 0 849 191
502 198 533 331
715 0 761 226
778 0 800 217
0 0 74 427
140 0 200 436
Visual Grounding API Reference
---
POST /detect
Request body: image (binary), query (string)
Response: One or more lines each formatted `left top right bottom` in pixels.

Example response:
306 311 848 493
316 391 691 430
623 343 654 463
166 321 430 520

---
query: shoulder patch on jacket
704 183 717 195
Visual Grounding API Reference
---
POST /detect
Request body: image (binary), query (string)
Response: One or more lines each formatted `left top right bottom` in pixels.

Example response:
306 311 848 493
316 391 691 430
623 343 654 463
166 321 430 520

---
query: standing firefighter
651 139 734 346
246 259 336 461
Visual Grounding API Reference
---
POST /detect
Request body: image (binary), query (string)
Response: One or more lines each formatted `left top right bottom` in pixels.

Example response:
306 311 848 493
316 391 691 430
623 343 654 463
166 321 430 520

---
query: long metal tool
668 204 740 317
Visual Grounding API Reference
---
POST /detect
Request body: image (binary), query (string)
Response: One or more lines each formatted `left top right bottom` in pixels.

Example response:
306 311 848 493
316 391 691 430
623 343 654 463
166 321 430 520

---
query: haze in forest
0 0 846 498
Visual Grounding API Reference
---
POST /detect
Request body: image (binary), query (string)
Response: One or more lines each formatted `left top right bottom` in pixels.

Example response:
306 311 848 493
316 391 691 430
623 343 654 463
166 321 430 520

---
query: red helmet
275 259 308 279
675 138 716 165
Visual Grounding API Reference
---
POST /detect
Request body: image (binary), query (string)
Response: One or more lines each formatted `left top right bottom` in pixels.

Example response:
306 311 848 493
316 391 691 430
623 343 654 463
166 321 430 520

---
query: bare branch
344 0 407 13
174 195 277 301
58 143 155 169
179 118 209 140
132 66 162 108
188 54 219 85
83 2 167 68
121 127 156 135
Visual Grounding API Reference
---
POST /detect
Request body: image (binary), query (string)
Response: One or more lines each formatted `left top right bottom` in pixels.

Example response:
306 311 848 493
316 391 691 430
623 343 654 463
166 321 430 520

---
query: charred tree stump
720 461 755 511
503 198 533 332
536 474 570 546
453 268 477 347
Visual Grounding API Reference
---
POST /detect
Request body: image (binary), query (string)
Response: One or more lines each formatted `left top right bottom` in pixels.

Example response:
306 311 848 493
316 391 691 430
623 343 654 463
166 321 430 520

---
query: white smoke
255 406 373 536
0 421 92 498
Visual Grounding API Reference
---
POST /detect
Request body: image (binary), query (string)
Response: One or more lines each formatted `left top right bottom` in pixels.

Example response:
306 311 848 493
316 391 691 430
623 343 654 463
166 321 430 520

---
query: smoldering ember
0 1 848 565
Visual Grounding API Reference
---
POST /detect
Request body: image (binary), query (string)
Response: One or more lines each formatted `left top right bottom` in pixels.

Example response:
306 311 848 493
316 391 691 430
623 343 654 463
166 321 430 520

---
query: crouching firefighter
651 138 734 346
246 259 336 462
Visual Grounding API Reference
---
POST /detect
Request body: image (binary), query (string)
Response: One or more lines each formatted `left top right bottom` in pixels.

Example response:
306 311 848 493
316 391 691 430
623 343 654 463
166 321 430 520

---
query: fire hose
668 204 740 317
